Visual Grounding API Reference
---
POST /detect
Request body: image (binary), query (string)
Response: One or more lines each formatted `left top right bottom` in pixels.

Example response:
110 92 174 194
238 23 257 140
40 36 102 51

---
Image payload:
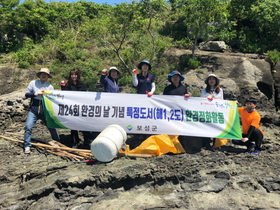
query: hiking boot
245 143 255 153
250 150 261 155
24 147 31 154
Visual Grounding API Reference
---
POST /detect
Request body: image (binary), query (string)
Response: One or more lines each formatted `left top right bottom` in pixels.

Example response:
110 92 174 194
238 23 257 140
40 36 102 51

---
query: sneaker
250 150 261 155
245 143 255 153
24 147 31 154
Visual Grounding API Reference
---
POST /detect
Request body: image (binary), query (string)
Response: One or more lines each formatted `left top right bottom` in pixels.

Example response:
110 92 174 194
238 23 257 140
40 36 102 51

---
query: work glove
60 80 66 86
132 69 138 74
34 90 44 96
241 137 249 142
145 91 153 97
183 94 191 98
207 96 213 101
101 69 108 75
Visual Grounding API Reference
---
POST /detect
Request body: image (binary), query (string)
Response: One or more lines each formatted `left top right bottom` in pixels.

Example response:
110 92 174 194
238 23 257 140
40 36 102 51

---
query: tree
171 0 234 58
0 0 20 51
229 0 280 52
92 0 171 73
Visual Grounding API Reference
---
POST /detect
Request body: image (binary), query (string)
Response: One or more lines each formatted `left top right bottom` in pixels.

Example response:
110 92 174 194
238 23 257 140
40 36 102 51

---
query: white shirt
200 88 224 99
26 80 54 100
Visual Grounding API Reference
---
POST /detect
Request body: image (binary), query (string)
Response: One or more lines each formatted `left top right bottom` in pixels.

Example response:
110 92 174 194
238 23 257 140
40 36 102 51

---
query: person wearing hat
163 71 190 97
61 68 91 149
200 74 224 150
100 66 120 93
132 60 155 96
163 71 190 151
23 68 60 154
232 97 264 155
200 74 223 100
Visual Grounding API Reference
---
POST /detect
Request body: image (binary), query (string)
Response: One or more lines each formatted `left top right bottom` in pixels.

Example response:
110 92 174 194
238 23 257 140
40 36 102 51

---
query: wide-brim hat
205 74 219 85
168 71 185 82
109 66 120 75
138 60 151 70
36 68 52 78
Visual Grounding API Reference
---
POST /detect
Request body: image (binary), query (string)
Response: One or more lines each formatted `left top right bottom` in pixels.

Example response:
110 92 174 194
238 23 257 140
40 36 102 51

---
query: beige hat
109 66 120 74
205 73 219 85
36 68 52 78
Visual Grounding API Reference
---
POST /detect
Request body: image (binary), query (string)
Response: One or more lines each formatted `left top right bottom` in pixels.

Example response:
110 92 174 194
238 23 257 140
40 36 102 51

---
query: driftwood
1 133 155 160
0 135 93 161
118 153 155 158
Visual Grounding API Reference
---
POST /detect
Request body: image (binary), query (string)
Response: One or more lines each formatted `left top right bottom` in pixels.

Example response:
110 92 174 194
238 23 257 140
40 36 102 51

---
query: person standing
233 97 264 155
163 71 190 151
61 69 91 149
201 73 223 100
100 66 120 93
163 71 190 97
200 74 224 150
132 60 155 96
23 68 60 154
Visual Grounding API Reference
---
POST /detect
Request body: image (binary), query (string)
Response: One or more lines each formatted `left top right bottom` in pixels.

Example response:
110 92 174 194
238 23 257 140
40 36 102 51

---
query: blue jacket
100 75 119 93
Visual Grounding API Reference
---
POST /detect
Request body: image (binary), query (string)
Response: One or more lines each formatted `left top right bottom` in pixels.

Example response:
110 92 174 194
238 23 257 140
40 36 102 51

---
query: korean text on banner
42 90 242 139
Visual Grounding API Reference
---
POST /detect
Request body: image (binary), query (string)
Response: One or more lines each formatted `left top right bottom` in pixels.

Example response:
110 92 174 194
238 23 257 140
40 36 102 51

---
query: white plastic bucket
90 124 127 162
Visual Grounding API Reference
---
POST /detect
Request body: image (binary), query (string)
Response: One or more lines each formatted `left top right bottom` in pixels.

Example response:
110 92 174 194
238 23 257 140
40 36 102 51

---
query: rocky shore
1 49 280 209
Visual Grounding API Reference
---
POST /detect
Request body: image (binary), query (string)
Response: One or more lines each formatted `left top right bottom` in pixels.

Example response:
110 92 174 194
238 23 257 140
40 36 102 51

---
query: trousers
24 111 60 148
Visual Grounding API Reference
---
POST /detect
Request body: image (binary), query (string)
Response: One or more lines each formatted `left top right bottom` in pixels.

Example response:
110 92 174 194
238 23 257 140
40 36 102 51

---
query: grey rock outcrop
198 41 227 52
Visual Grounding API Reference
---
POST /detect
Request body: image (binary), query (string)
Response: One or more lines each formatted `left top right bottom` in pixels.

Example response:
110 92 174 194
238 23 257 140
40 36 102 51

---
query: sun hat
245 97 257 104
168 71 185 82
109 66 120 75
36 68 52 78
137 60 151 70
205 74 219 85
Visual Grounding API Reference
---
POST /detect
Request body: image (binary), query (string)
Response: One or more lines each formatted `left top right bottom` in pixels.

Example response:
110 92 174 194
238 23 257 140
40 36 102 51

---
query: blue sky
19 0 130 5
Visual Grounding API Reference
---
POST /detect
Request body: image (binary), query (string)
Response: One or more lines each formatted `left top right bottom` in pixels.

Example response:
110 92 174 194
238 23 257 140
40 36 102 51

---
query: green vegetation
1 0 280 92
267 50 280 67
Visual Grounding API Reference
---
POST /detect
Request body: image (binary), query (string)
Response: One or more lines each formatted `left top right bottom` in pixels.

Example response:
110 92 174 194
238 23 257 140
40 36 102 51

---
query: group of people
23 60 264 156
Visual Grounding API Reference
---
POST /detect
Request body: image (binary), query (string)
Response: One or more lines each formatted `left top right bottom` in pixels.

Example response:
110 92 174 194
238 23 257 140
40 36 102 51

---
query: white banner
42 90 242 139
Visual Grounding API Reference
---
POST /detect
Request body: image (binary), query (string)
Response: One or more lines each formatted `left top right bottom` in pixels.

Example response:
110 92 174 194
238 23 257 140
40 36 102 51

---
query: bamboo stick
37 146 67 157
119 153 155 158
0 135 91 153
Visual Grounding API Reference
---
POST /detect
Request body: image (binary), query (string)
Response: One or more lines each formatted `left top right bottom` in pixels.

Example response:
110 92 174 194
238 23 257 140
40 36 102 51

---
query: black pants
70 130 91 145
232 128 263 150
202 137 216 149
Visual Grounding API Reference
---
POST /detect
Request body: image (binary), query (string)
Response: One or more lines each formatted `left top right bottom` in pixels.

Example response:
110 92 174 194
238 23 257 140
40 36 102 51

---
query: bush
267 49 280 66
13 49 36 64
119 75 132 87
180 55 200 69
18 61 30 69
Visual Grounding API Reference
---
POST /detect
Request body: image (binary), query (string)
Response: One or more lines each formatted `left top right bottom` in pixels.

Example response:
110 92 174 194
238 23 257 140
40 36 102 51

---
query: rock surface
1 49 280 210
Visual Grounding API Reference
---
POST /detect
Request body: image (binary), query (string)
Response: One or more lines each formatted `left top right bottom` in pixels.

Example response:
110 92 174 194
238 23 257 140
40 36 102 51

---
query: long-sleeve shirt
238 107 264 134
100 75 119 93
61 82 86 91
25 80 54 114
200 88 224 99
163 84 188 95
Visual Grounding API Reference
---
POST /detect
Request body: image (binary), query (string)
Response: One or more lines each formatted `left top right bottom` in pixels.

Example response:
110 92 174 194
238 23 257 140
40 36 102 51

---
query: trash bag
120 134 185 156
214 138 230 148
